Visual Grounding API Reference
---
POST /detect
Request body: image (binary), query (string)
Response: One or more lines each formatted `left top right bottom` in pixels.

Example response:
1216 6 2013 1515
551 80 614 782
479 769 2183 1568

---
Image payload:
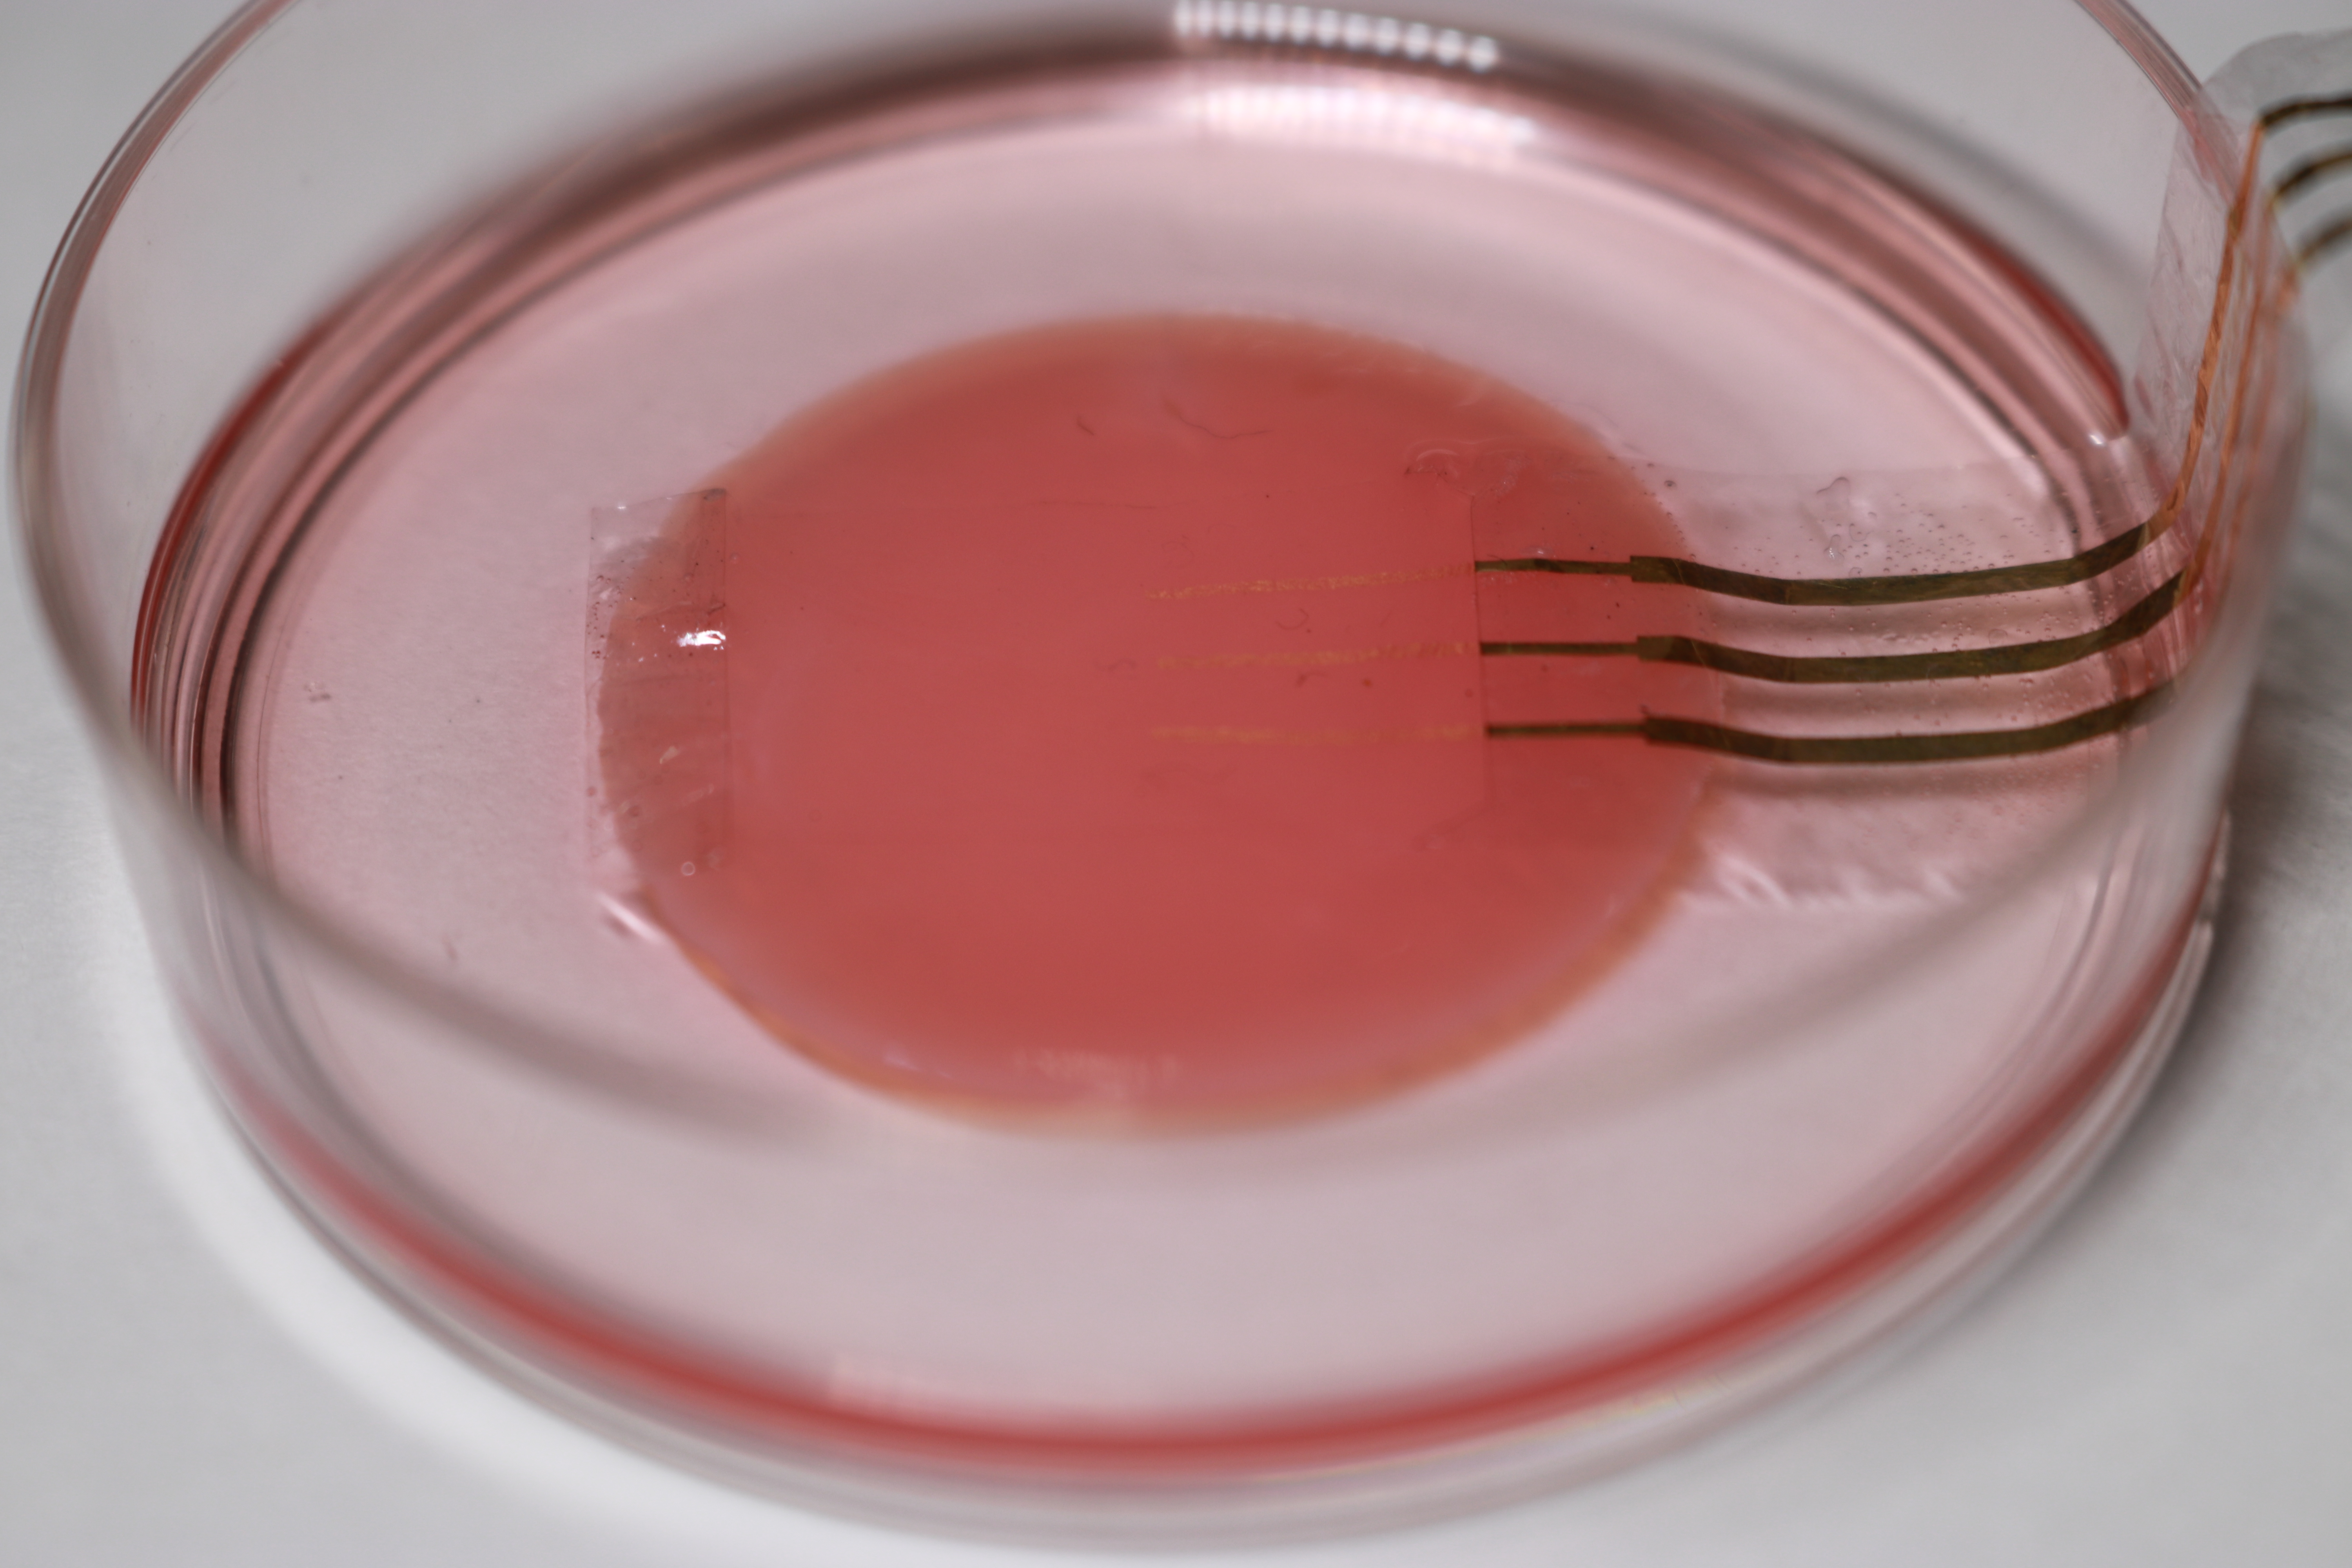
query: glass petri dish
14 0 2327 1544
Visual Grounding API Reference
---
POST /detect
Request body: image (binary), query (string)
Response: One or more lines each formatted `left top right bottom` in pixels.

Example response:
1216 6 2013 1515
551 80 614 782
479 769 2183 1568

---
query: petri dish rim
8 0 2303 1534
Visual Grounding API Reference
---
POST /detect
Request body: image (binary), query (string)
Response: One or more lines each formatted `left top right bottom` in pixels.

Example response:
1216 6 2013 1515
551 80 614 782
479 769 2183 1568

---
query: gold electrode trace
1158 85 2339 765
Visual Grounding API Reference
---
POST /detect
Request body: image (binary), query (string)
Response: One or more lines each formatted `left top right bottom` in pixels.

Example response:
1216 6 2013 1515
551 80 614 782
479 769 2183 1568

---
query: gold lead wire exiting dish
1466 96 2346 765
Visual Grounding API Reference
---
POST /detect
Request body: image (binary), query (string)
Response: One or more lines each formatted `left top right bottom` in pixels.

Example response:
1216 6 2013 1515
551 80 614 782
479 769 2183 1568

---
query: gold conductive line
2171 84 2310 616
2182 220 2285 608
1481 572 2184 684
1165 518 2162 609
2271 146 2352 203
1472 96 2290 760
1478 639 1639 658
2262 97 2352 267
2258 93 2352 131
2176 93 2349 625
1472 527 2163 606
1488 684 2174 766
2296 213 2352 268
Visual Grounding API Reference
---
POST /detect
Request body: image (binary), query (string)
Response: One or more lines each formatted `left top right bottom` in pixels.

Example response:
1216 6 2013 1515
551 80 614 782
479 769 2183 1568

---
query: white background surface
6 2 2352 1563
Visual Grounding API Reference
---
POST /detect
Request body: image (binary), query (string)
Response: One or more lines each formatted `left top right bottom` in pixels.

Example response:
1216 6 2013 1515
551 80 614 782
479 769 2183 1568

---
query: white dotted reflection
1172 1 1501 74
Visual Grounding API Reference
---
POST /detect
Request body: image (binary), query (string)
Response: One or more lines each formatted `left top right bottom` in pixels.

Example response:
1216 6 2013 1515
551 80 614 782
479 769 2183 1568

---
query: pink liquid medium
599 315 1719 1119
